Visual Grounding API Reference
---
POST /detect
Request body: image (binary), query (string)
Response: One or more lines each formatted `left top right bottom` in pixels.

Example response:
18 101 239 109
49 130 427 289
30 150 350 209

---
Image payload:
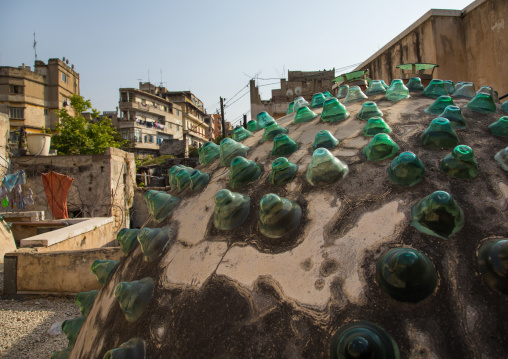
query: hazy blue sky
1 0 473 126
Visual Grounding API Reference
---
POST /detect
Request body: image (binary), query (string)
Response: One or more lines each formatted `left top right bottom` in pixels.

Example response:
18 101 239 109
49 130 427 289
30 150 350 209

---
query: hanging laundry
2 170 26 193
26 188 34 206
41 171 74 219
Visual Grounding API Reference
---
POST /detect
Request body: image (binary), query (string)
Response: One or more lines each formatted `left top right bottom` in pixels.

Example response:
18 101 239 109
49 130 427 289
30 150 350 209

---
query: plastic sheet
114 277 155 323
51 348 72 359
62 316 85 347
103 338 146 359
452 82 476 99
261 122 288 142
501 101 508 113
198 142 220 166
286 101 294 115
75 290 99 318
330 321 400 359
117 228 141 256
91 259 119 287
293 97 309 113
343 86 368 103
256 112 275 129
406 77 424 91
137 227 173 262
365 80 386 95
357 101 383 120
232 126 253 142
444 80 455 94
258 194 302 238
145 190 180 222
213 189 250 230
376 247 437 303
247 120 259 132
337 85 349 99
478 239 508 294
439 105 467 129
440 145 478 179
271 134 298 156
421 118 459 149
294 106 318 123
306 148 349 187
411 191 464 239
310 93 326 109
423 79 448 98
229 156 261 189
494 147 508 171
269 157 298 186
362 134 399 161
312 130 339 150
220 138 250 166
362 117 392 137
424 96 455 115
190 169 210 191
321 98 350 123
466 93 497 113
387 152 425 187
385 79 410 101
489 117 508 137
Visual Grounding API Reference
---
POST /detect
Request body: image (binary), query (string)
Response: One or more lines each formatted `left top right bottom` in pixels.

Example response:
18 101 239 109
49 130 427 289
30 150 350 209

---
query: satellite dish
294 86 302 95
286 89 294 98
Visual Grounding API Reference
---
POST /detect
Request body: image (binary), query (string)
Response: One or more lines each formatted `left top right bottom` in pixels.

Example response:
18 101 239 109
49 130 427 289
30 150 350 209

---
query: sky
0 0 474 128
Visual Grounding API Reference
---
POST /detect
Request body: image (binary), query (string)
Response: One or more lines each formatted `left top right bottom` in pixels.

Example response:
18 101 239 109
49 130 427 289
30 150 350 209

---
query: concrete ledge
0 211 45 222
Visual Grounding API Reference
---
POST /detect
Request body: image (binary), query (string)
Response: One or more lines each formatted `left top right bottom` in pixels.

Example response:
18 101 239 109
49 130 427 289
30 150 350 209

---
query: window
9 85 23 95
121 129 129 140
9 107 24 119
61 72 67 83
175 109 180 116
44 108 49 115
168 123 172 129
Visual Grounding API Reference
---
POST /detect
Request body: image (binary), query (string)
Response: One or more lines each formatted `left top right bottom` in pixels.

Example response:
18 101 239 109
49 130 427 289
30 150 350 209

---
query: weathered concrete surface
71 92 508 358
0 219 16 265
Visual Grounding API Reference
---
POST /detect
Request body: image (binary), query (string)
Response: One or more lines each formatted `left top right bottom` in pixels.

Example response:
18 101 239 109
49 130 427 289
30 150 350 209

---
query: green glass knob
312 130 339 150
145 190 180 222
214 189 250 230
466 93 497 113
362 133 399 161
376 247 438 303
117 228 140 256
494 147 508 171
114 277 155 323
232 126 253 142
271 134 298 156
51 348 72 359
286 101 294 115
489 116 508 137
452 82 476 99
219 138 250 166
501 101 508 113
424 95 455 115
439 105 467 129
406 77 424 91
91 259 119 286
478 239 508 294
269 157 298 186
229 156 261 189
306 148 349 187
189 169 210 191
380 80 389 89
477 85 498 101
423 79 448 98
411 191 464 239
75 290 99 318
337 85 349 99
261 122 288 142
421 118 459 149
293 97 310 113
330 321 400 359
387 152 425 187
321 98 350 123
365 80 387 95
362 117 392 137
385 79 410 101
357 101 383 120
137 227 173 262
198 142 220 165
440 145 478 179
343 86 368 103
443 80 455 94
175 169 191 191
256 111 275 129
247 119 259 132
103 338 146 359
323 91 335 100
310 93 326 109
294 106 318 123
62 316 85 348
168 165 193 189
258 194 302 238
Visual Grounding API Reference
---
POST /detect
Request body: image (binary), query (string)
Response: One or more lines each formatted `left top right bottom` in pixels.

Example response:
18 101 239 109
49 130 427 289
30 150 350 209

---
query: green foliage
52 94 125 155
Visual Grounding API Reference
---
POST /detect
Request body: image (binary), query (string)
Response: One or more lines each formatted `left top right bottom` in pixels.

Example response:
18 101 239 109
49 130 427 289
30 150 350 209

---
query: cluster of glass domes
169 165 193 190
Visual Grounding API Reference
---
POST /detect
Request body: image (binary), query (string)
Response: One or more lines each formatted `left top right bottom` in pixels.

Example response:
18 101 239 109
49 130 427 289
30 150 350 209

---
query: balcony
118 101 171 117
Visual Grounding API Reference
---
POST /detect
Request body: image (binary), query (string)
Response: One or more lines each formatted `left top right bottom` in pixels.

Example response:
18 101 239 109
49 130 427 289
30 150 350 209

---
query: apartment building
0 58 80 142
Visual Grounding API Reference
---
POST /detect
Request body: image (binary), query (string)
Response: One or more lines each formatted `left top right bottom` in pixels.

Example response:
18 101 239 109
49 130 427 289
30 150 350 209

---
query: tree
52 94 126 155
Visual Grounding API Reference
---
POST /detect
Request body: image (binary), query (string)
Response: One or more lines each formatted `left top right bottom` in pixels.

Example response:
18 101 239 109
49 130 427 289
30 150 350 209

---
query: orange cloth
41 171 74 219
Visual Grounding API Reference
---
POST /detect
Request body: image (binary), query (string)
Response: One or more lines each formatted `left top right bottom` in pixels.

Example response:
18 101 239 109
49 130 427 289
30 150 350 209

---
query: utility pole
243 114 247 129
220 97 226 139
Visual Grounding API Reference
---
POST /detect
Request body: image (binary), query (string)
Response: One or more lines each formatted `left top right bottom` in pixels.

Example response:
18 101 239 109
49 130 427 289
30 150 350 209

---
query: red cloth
41 171 74 219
